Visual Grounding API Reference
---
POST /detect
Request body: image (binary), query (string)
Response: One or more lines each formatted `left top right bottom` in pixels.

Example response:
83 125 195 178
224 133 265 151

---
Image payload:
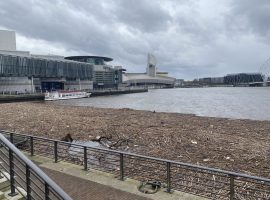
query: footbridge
259 57 270 86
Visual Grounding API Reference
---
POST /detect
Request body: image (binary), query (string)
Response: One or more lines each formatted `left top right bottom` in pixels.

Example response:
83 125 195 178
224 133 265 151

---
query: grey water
48 87 270 120
69 140 118 169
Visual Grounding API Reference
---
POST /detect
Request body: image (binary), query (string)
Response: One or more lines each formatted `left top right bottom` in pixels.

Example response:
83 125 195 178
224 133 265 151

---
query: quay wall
91 88 148 96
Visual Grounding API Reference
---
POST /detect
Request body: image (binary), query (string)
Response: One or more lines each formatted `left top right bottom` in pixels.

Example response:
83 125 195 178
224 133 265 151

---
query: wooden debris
0 102 269 178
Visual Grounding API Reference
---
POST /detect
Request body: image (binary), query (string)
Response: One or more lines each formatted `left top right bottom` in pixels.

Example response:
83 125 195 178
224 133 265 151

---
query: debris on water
1 102 270 178
203 158 210 162
138 180 161 194
73 140 103 148
61 134 73 142
191 140 197 144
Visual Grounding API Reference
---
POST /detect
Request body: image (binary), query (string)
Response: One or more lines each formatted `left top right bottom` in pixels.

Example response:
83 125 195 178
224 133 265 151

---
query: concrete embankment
91 88 148 97
0 88 147 102
0 94 44 103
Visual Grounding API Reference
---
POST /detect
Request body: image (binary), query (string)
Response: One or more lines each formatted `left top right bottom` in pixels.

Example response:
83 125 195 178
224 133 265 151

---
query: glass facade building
0 54 93 79
224 73 263 85
0 54 124 92
0 53 94 93
65 56 123 89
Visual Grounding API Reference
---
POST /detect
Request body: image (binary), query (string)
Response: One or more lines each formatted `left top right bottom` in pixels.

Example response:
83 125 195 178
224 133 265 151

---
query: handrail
0 133 73 200
1 130 269 183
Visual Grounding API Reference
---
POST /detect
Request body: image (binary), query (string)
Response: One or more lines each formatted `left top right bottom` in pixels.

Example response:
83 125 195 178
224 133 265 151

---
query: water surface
48 87 270 120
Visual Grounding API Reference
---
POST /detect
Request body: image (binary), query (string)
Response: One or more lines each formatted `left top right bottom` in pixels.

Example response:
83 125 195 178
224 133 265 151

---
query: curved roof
65 56 113 62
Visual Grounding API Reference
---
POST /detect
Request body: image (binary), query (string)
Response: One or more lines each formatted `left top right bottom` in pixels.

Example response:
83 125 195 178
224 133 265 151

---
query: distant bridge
249 81 270 87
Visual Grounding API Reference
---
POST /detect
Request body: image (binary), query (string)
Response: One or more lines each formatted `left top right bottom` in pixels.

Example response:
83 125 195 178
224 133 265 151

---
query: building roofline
65 56 113 62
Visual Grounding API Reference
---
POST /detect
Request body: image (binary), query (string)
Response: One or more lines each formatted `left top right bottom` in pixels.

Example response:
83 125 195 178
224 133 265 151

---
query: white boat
45 90 91 101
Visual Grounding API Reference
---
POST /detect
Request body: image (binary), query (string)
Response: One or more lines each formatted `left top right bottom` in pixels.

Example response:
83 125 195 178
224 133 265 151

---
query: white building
123 53 175 88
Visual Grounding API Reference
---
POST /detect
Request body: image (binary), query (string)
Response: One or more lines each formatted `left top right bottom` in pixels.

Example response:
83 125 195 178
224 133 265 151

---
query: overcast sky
0 0 270 80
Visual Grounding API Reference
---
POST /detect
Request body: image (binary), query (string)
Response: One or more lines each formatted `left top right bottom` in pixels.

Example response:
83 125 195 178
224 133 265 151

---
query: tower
147 53 157 77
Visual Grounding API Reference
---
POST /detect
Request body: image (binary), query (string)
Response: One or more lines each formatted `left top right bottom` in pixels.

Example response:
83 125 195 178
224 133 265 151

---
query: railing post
45 183 49 200
230 175 235 200
26 165 32 200
166 162 172 193
84 147 87 171
8 147 18 197
54 141 58 163
9 132 14 144
119 153 124 181
30 136 34 156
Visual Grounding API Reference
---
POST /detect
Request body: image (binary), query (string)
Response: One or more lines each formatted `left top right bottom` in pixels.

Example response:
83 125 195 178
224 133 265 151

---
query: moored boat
45 90 91 101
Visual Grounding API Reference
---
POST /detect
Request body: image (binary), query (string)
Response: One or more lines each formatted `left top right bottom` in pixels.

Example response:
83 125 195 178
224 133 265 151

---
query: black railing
0 133 73 200
1 130 270 200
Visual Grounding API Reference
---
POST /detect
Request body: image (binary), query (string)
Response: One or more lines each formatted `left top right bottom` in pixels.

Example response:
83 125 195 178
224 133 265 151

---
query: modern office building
123 54 175 88
65 56 124 89
174 79 184 87
198 77 224 85
0 53 94 93
0 30 124 93
224 73 263 85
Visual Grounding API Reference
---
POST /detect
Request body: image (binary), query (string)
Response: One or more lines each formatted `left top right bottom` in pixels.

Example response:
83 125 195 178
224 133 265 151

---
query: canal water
48 87 270 120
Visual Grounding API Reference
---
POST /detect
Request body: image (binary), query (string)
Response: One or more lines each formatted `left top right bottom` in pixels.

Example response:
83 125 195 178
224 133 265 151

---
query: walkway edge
25 153 208 200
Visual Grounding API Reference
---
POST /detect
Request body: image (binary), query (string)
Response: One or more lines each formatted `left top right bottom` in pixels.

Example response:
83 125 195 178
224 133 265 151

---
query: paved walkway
28 154 207 200
42 167 151 200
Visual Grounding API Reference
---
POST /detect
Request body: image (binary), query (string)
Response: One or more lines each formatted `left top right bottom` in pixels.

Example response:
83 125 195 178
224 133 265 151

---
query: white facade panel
0 30 16 51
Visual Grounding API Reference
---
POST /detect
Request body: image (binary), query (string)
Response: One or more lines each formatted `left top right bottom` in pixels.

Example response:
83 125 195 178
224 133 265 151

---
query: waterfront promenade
30 154 205 200
0 87 148 102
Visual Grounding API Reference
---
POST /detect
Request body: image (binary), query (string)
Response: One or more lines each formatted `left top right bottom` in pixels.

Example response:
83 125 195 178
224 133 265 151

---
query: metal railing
0 133 73 200
1 130 270 200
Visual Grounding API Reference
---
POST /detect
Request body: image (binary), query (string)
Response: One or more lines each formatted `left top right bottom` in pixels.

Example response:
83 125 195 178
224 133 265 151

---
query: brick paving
42 168 152 200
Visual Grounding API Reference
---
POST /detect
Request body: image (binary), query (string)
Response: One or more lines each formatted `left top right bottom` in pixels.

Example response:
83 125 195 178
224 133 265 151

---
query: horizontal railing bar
28 178 45 193
14 156 28 167
3 130 268 183
0 163 9 173
124 168 165 175
0 157 9 167
2 130 270 200
172 179 229 191
173 178 229 187
233 191 269 199
172 174 229 183
0 152 9 161
13 180 28 197
14 165 27 176
0 133 73 200
13 171 27 185
171 184 228 197
86 161 119 167
234 186 270 193
28 186 44 200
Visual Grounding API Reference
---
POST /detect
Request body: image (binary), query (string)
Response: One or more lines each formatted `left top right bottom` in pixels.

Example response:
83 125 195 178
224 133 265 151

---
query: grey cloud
113 0 172 33
0 0 270 79
229 0 270 37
